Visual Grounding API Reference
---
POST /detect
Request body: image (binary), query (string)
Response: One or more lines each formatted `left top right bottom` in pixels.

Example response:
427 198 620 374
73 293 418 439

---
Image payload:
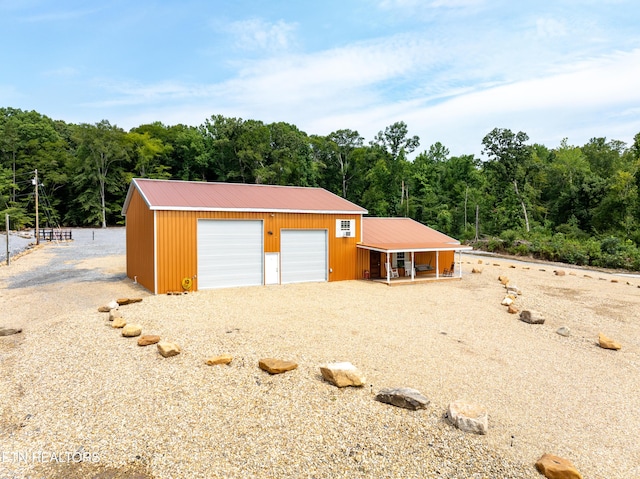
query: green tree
70 121 128 227
481 128 533 232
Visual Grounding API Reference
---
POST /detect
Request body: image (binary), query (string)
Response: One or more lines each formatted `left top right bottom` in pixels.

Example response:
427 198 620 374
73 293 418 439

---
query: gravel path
1 231 639 478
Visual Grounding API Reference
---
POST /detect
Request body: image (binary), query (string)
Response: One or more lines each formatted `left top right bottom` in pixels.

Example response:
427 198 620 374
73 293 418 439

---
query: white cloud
535 17 568 38
228 18 298 52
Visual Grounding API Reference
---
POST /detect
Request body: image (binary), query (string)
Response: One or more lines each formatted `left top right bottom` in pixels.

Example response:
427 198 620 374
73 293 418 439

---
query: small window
394 252 405 268
336 219 355 238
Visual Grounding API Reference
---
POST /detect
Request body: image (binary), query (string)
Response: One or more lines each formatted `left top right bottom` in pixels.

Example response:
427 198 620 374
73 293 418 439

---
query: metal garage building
121 178 367 294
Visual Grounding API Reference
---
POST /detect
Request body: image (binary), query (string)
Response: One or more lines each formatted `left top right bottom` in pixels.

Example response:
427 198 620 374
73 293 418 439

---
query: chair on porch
443 262 455 277
389 267 399 279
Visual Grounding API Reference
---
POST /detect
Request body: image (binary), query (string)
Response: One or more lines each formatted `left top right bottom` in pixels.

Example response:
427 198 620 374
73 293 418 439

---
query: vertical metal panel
356 248 370 279
281 230 327 284
150 209 361 293
125 188 155 293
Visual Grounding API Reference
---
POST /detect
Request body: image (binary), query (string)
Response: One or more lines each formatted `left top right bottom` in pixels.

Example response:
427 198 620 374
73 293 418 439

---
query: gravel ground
0 232 36 264
1 230 639 479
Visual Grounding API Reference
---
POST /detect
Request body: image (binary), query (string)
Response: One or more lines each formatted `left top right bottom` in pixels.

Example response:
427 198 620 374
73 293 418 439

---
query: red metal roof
122 178 368 214
360 217 470 251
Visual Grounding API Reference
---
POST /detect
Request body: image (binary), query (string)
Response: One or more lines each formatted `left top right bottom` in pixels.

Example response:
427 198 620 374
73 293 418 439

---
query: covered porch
356 217 472 285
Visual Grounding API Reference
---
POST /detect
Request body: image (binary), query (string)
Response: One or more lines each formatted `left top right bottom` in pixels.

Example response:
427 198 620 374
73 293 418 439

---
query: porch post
411 251 415 280
458 250 462 278
436 251 439 279
385 253 390 283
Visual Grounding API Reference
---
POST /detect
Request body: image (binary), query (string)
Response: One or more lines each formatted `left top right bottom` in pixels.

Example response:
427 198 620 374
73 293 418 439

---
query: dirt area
1 230 639 478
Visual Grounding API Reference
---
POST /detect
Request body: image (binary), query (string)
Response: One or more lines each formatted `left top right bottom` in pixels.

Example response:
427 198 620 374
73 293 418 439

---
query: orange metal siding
415 251 454 275
125 188 155 292
356 248 371 279
152 210 361 293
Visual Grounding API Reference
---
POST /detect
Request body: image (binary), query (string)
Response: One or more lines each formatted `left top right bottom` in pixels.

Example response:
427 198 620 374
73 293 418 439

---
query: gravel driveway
3 228 126 289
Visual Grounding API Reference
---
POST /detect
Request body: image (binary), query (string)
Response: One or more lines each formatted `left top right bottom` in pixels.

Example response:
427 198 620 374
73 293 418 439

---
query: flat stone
519 310 545 325
98 300 119 312
507 304 519 314
498 275 509 285
506 285 522 295
137 335 160 346
112 317 127 328
535 453 583 479
320 362 366 387
117 298 143 305
501 297 514 306
108 309 122 321
157 341 181 358
598 333 621 350
471 267 482 273
0 326 22 336
447 400 488 435
375 387 430 410
258 358 298 374
206 354 233 366
122 324 142 337
554 270 566 276
556 326 571 337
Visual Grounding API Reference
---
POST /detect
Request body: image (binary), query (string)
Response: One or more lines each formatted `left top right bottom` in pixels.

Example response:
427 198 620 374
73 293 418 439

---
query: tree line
2 106 640 270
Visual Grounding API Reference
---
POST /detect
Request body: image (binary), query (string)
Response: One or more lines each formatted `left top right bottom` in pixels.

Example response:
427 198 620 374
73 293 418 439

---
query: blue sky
2 0 640 157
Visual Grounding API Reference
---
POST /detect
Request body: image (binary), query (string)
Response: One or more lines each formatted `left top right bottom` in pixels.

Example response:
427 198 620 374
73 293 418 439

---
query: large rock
206 354 233 366
0 326 22 336
519 310 545 325
598 333 621 350
554 270 566 276
375 387 430 411
471 267 482 274
498 275 510 285
112 317 127 328
535 453 583 479
258 358 298 374
447 400 488 435
122 324 142 337
320 362 366 387
137 335 160 346
157 341 181 358
108 309 122 321
507 304 519 314
117 298 143 306
501 297 514 306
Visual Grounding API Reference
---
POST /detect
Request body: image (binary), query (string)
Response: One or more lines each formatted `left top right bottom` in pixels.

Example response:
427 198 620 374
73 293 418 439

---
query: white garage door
281 230 327 284
197 219 263 289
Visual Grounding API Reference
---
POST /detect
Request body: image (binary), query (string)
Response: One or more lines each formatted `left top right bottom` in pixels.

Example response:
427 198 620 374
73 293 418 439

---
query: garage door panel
198 220 263 289
281 230 327 284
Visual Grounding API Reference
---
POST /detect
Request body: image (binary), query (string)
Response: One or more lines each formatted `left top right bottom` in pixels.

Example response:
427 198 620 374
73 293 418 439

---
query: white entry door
264 252 279 285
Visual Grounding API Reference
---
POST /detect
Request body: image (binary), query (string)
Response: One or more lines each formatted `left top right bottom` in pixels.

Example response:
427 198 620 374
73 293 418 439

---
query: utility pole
5 214 9 266
34 169 39 245
474 204 479 242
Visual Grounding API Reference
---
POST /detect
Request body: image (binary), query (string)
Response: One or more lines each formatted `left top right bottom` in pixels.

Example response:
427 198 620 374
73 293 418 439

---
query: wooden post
5 214 9 266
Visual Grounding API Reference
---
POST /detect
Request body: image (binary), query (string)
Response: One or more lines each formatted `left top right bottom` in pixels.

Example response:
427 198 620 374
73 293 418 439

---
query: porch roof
358 217 472 253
